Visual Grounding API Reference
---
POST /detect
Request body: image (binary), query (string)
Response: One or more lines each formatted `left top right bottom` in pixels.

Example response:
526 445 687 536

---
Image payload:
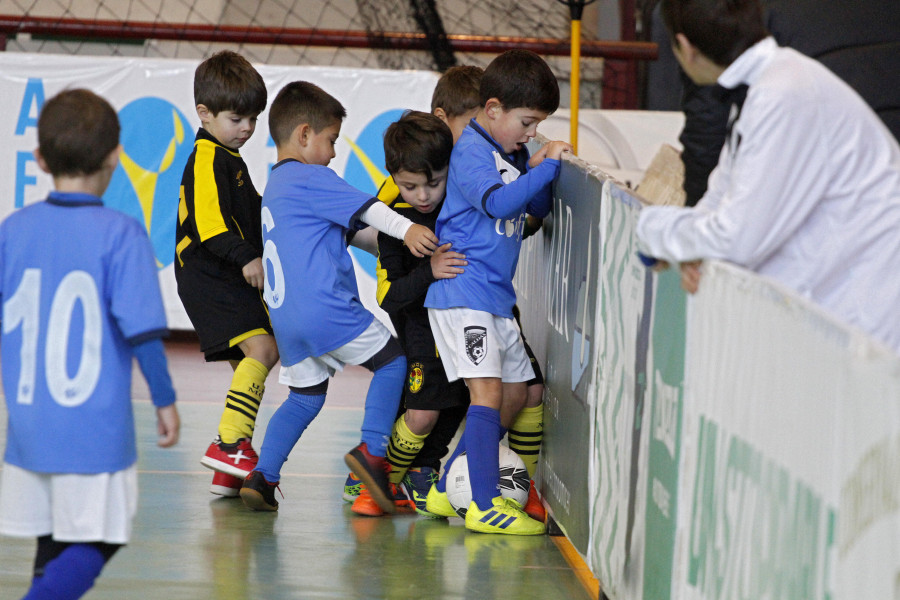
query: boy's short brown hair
268 81 347 147
384 111 452 181
194 50 267 116
38 89 119 177
481 49 560 115
430 65 483 117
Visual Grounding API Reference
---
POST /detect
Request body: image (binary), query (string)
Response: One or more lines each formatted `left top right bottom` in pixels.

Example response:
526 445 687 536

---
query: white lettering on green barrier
688 416 835 600
543 457 572 514
548 195 572 342
652 477 671 519
652 370 679 459
545 386 560 420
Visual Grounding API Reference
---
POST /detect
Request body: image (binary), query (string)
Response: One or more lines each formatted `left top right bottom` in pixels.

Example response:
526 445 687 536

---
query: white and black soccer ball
446 444 530 517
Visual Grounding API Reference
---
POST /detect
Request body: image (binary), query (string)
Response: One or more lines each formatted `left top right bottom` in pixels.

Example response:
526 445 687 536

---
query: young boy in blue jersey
175 51 279 497
349 111 469 517
424 50 571 535
239 81 439 514
0 89 180 600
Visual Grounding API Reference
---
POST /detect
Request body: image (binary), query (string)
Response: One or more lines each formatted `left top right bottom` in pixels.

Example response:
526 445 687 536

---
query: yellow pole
570 17 581 155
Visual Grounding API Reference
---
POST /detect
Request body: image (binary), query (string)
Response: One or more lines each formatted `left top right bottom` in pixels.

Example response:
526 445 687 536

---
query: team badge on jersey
464 326 487 365
408 362 424 394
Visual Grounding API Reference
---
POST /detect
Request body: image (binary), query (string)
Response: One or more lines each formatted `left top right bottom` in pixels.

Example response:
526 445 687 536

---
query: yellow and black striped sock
508 403 543 479
218 357 268 444
386 416 427 484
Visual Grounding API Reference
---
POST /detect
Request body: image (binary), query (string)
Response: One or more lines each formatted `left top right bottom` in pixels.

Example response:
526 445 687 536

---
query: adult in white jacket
637 0 900 354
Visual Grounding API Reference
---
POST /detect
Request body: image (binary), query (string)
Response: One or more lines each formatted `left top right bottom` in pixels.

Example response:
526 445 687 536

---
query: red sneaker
523 480 546 523
209 471 242 497
344 442 394 514
200 436 258 479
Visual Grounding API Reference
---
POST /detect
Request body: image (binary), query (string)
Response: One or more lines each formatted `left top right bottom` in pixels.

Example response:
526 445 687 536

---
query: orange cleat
351 484 415 517
522 480 546 523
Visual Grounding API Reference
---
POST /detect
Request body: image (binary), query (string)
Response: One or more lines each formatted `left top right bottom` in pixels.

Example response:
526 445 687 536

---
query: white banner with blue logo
0 53 439 329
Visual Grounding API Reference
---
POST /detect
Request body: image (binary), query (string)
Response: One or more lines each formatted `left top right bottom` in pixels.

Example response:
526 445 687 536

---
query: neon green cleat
464 497 546 535
424 484 458 518
342 472 362 503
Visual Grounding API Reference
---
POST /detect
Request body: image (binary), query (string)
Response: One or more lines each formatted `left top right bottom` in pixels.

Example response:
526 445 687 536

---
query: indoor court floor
0 339 591 599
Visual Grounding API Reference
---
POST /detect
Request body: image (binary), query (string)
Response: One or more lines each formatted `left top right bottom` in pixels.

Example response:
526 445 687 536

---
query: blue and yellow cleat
343 472 363 503
424 483 458 518
403 467 443 518
464 497 546 535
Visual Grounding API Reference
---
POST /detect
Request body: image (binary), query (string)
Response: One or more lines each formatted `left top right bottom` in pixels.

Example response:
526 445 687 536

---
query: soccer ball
446 444 530 517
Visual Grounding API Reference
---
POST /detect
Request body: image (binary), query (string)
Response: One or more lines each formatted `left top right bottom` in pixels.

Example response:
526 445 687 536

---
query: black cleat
240 470 280 511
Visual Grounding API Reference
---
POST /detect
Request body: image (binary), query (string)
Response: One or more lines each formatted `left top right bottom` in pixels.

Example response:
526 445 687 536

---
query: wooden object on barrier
636 143 687 207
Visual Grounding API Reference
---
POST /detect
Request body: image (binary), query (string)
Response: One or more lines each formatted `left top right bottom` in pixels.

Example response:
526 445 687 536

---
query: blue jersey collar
272 158 301 171
466 119 530 175
46 191 104 207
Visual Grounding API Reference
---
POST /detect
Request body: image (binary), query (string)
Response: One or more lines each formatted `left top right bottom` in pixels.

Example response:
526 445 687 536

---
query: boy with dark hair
239 81 439 513
423 50 571 534
638 0 900 354
0 89 179 599
349 111 469 517
342 66 486 509
175 50 278 497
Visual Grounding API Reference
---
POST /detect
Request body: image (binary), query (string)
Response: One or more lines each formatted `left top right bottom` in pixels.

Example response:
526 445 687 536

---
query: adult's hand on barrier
638 252 670 273
680 260 703 294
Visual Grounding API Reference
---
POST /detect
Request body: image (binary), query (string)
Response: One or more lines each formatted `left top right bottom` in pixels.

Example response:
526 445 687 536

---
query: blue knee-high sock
24 544 106 600
256 390 326 482
360 355 405 456
436 419 507 493
465 405 502 511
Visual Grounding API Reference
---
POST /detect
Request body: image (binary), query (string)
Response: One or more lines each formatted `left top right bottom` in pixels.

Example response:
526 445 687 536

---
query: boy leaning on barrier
636 0 900 355
423 50 572 535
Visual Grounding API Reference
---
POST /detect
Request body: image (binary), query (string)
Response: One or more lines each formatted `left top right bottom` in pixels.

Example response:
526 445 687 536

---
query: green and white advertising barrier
515 154 900 599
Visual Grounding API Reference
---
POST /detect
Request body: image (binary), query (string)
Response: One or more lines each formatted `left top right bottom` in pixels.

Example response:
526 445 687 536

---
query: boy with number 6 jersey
0 89 179 600
239 81 438 514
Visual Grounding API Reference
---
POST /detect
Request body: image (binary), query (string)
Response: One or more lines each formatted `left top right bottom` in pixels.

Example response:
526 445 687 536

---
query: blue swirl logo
105 97 193 269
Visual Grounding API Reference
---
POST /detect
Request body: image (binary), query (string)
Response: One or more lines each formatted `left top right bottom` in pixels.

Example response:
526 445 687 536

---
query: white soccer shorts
278 318 393 387
428 307 534 383
0 463 138 544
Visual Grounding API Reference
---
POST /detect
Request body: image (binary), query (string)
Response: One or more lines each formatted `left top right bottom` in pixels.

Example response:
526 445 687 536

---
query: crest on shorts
464 326 487 365
408 362 424 394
